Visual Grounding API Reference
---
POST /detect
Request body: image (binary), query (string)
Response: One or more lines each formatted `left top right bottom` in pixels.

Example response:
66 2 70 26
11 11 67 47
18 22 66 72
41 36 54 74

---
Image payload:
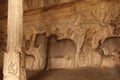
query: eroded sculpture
0 0 120 71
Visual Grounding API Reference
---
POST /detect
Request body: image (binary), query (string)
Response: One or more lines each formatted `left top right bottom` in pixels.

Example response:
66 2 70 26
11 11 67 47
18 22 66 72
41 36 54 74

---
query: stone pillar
3 0 26 80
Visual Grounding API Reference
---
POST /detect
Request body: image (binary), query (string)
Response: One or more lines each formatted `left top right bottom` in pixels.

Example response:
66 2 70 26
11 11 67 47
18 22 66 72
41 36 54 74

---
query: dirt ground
0 67 120 80
27 66 120 80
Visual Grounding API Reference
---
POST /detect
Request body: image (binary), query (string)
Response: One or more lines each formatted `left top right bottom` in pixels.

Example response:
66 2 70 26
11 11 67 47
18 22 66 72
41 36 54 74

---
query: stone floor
28 66 120 80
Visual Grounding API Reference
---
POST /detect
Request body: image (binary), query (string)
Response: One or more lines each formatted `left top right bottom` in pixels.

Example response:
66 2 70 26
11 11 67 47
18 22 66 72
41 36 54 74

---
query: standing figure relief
24 33 48 70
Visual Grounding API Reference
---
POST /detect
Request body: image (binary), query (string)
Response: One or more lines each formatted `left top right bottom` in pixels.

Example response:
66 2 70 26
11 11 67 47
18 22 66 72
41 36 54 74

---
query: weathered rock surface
0 0 120 70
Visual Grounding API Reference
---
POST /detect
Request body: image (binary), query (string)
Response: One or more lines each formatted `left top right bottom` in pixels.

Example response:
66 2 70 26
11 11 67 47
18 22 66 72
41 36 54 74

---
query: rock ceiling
0 0 77 18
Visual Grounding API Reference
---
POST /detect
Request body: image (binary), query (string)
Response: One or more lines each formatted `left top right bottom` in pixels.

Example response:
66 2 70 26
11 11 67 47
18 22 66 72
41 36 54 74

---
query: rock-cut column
3 0 26 80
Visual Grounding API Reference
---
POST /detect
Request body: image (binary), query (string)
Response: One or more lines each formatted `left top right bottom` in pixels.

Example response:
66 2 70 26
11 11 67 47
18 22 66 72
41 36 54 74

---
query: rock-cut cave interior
0 0 120 80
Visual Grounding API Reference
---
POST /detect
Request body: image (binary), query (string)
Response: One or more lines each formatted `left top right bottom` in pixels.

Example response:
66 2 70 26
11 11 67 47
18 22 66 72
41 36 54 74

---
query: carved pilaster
3 0 26 80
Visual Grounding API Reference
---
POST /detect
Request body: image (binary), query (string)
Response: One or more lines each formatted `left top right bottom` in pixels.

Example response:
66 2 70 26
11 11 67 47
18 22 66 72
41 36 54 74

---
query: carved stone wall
23 0 120 69
0 0 120 70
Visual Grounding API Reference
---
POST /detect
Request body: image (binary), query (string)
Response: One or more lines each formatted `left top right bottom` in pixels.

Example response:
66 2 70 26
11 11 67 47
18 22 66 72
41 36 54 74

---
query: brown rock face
0 0 120 71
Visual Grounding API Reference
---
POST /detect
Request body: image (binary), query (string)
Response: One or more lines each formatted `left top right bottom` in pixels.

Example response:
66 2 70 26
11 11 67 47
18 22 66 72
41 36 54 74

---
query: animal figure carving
95 37 120 67
96 37 120 56
47 35 76 68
